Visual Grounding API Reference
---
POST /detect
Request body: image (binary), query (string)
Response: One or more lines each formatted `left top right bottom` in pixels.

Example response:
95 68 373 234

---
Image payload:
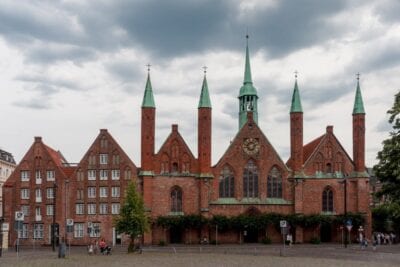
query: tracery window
171 186 182 212
267 166 282 198
322 187 333 212
219 165 234 198
243 160 258 198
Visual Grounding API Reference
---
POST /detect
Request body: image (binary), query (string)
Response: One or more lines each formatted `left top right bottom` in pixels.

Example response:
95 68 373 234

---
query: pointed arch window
322 187 333 212
267 166 282 198
219 165 234 198
171 186 182 212
243 160 258 198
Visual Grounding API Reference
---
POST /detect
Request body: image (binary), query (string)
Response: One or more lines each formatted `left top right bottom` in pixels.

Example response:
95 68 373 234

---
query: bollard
58 241 66 258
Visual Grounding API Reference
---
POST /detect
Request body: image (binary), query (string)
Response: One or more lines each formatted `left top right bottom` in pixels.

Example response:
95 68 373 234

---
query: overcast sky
1 0 399 168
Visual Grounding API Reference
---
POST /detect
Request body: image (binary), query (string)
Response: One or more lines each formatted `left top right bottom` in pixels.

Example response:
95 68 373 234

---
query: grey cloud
16 74 81 92
26 44 96 64
13 96 51 110
375 119 392 133
104 61 142 83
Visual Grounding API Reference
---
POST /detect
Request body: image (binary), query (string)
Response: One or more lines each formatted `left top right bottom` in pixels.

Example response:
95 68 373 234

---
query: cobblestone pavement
0 243 399 267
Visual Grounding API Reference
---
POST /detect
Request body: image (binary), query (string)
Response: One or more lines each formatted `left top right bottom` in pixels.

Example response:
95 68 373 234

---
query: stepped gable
154 124 198 175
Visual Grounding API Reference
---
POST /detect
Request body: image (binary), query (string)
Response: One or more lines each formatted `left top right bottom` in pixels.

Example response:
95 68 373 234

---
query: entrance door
320 223 332 242
244 229 258 243
169 227 182 244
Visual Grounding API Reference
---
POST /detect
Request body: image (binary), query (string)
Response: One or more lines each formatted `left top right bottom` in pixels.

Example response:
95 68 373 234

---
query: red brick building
2 39 370 247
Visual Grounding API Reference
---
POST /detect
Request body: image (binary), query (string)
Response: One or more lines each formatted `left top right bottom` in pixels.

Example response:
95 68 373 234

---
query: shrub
261 237 272 244
309 237 321 244
158 240 166 246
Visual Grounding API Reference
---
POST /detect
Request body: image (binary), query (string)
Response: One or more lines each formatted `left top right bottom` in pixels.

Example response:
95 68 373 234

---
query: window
172 162 179 173
219 165 234 198
326 163 332 173
111 187 120 198
322 187 334 212
243 160 258 198
171 186 182 212
21 171 30 181
35 170 42 184
74 223 84 238
19 224 29 239
33 224 44 239
99 154 108 165
100 137 108 148
35 207 41 216
89 222 101 238
111 169 120 180
46 170 55 181
76 204 84 215
88 187 96 198
99 203 108 214
47 188 54 199
100 187 108 198
111 203 120 214
124 168 132 180
267 166 282 198
46 205 54 216
35 188 42 202
112 154 120 165
21 205 30 216
21 189 30 199
88 170 96 180
77 170 84 181
87 204 96 215
100 170 108 180
88 155 96 165
76 189 84 200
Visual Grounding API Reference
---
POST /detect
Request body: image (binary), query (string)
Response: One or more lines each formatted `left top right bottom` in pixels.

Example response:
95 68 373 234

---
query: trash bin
58 241 66 258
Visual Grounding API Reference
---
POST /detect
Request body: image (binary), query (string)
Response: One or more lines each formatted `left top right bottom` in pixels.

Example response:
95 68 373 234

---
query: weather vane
146 63 151 72
202 66 208 74
356 72 360 81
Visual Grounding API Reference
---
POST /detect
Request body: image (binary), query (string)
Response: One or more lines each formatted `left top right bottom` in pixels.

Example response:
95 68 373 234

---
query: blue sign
346 219 352 226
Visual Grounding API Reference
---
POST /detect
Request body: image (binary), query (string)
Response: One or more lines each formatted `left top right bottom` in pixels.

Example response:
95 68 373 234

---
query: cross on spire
146 63 151 73
294 70 298 79
356 72 360 81
202 66 208 75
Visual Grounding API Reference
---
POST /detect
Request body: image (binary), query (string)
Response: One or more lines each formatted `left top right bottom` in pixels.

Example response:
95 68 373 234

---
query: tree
374 90 400 203
114 181 149 252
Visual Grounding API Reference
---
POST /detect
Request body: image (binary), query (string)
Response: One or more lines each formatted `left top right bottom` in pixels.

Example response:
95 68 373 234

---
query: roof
353 80 365 114
198 75 212 108
44 145 67 167
286 134 324 168
238 37 258 98
290 80 303 113
142 73 156 108
61 166 77 178
0 148 16 164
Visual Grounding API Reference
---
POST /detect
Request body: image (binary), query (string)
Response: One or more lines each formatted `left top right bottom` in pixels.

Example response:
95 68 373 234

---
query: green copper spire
290 75 303 113
141 69 155 108
238 35 258 129
198 68 212 108
352 74 365 114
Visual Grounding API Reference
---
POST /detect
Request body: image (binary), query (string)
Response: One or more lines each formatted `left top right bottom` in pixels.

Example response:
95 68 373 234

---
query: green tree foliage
114 182 149 252
374 91 400 202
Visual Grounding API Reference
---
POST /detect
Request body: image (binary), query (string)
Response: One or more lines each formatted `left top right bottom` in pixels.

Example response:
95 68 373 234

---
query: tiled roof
44 145 66 167
0 148 16 164
286 134 325 168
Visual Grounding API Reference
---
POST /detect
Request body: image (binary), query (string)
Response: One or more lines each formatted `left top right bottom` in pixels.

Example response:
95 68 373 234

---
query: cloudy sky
1 0 399 168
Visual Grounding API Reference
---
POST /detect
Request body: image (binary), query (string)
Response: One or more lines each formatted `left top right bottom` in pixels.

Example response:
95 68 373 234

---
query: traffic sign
346 225 353 232
66 219 74 226
280 220 287 228
15 211 24 221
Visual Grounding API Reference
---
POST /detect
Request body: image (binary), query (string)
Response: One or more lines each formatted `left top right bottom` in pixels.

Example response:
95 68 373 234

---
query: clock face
243 138 260 155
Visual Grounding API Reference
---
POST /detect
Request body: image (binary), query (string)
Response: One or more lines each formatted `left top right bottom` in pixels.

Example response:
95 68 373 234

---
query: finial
356 72 360 81
146 63 151 73
294 70 298 80
202 66 208 75
246 27 249 40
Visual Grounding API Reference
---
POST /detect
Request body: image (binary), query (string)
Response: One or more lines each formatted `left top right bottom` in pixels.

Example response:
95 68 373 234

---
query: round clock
243 138 260 155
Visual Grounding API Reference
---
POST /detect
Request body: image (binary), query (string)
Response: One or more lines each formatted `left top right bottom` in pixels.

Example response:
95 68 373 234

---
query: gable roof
156 125 196 159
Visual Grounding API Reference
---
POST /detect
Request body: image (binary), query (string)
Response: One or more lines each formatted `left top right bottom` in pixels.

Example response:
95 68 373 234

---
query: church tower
290 73 303 174
238 35 258 129
352 74 366 173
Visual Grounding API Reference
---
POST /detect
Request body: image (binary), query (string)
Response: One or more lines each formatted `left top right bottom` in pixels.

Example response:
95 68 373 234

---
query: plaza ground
0 243 399 267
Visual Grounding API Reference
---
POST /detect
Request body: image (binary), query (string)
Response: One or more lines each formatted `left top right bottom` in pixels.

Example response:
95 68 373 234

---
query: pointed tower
198 67 213 215
290 73 303 174
352 74 366 173
238 35 259 129
198 67 212 176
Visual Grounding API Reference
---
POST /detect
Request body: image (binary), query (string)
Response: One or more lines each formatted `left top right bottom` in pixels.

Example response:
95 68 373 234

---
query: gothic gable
154 124 197 175
303 126 354 177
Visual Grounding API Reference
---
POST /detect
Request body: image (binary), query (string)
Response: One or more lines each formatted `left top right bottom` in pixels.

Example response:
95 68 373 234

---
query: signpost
280 220 287 256
66 219 73 256
15 211 24 257
345 219 352 248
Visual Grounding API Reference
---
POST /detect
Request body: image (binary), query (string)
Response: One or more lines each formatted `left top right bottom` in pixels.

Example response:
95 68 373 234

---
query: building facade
3 39 371 247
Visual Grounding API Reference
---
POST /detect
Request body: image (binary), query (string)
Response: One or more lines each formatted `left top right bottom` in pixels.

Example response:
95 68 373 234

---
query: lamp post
52 181 58 252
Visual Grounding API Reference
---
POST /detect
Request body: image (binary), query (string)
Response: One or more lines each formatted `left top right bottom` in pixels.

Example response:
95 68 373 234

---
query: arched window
171 186 182 212
322 187 333 212
267 166 282 198
243 160 258 198
172 162 179 174
219 165 234 198
326 163 332 173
